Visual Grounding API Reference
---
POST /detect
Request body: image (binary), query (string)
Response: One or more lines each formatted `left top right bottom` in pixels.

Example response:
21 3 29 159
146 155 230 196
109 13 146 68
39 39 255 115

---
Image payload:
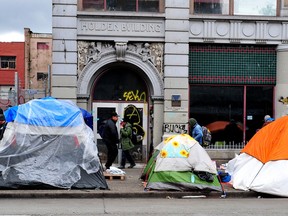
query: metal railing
0 89 46 110
205 141 246 150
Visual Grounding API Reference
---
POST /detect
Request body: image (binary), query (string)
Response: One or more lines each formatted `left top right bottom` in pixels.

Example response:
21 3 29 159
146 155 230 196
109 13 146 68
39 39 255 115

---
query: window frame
78 0 164 13
190 0 281 16
0 56 16 70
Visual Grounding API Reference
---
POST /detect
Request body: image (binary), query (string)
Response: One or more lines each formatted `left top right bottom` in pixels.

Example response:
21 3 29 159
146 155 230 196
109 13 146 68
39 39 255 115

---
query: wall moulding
190 19 288 44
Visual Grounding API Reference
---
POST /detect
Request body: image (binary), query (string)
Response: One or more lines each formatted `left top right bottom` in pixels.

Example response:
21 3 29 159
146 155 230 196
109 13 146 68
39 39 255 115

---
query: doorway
93 102 148 163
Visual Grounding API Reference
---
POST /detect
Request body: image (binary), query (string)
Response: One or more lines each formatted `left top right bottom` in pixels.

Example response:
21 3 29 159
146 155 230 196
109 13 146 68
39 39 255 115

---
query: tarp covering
142 134 222 192
0 97 108 189
241 116 288 163
227 116 288 197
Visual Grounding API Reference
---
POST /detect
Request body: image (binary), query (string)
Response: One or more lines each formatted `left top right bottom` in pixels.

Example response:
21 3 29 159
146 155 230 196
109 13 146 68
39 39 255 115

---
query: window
189 85 273 145
0 56 16 69
234 0 276 16
37 42 49 50
194 0 229 15
192 0 277 16
37 72 48 81
80 0 161 12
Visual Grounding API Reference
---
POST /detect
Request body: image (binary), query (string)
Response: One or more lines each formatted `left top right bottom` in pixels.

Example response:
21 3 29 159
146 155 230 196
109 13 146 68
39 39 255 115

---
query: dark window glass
37 72 48 81
194 0 229 14
189 85 274 145
81 0 160 12
139 0 159 12
93 66 147 101
246 86 273 141
83 0 104 10
0 56 16 69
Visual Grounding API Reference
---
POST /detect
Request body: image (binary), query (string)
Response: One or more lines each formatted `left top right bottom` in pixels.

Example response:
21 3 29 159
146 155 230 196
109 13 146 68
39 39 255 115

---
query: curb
0 189 258 199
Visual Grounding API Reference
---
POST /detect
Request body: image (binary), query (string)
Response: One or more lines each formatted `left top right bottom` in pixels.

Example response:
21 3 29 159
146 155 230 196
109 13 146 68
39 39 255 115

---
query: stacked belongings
0 97 108 189
227 116 288 197
141 134 222 192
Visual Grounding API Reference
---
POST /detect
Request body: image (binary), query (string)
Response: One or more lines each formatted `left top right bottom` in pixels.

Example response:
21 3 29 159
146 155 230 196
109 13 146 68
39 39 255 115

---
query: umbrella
205 121 229 133
205 120 244 133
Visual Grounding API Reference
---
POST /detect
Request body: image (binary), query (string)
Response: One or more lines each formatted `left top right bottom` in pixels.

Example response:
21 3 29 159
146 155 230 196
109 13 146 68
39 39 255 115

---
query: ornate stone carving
78 41 164 79
127 42 163 77
115 42 127 61
77 41 114 72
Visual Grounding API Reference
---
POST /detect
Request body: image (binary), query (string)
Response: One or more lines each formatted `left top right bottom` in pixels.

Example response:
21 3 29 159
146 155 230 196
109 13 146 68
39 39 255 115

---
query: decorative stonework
115 42 127 61
76 41 164 99
190 18 288 44
78 41 164 77
127 42 164 76
78 41 114 72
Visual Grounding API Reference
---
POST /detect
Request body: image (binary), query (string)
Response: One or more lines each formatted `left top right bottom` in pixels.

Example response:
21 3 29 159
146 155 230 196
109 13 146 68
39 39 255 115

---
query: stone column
51 0 78 102
276 44 288 118
152 97 164 147
163 0 190 138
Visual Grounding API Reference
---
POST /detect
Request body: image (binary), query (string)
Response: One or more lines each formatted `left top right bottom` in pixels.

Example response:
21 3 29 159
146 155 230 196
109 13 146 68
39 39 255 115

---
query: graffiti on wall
123 104 146 160
123 90 146 102
163 123 188 134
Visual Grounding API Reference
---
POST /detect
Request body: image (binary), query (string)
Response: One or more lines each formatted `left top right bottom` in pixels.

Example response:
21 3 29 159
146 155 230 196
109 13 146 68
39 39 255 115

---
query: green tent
142 134 222 192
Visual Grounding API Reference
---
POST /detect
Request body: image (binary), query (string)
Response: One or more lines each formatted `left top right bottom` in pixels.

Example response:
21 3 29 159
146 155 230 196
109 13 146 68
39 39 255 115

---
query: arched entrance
77 45 164 163
92 63 149 164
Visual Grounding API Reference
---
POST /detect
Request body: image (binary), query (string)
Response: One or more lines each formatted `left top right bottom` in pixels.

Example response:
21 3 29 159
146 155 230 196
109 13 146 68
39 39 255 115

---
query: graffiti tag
163 124 188 134
123 90 146 102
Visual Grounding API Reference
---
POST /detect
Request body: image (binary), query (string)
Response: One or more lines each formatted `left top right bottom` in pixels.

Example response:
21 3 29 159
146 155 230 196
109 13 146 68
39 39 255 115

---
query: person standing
0 113 7 141
118 117 136 169
102 111 120 170
188 118 203 145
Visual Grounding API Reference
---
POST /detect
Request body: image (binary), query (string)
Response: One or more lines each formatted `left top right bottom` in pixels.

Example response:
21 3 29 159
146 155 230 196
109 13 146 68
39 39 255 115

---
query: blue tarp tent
0 97 107 189
4 97 93 129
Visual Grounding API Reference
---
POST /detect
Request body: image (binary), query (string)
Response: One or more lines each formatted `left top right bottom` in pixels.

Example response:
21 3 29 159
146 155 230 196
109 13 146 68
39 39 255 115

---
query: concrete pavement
0 164 259 199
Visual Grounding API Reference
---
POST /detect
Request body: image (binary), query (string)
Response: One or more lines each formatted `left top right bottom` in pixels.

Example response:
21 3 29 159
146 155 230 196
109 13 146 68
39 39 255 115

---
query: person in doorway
102 111 120 170
262 115 274 128
224 119 243 145
118 117 136 169
188 118 203 145
0 113 7 141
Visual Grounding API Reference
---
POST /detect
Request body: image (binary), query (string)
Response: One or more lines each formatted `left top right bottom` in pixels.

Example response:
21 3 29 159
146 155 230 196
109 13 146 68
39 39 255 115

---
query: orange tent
228 116 288 197
242 116 288 163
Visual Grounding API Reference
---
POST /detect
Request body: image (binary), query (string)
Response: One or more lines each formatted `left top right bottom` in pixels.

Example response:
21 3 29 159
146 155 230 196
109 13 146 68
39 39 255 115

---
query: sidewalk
0 164 258 199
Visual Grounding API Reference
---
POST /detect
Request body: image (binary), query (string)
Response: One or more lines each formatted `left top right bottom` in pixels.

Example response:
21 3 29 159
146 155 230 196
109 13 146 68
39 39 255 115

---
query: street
0 198 287 215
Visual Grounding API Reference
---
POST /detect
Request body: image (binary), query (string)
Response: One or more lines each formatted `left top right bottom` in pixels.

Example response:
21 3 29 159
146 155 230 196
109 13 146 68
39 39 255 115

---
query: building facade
0 42 25 109
52 0 288 162
24 28 52 96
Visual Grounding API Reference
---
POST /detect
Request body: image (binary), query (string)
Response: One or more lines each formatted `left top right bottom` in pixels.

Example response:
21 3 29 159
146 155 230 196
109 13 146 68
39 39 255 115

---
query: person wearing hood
118 117 136 169
188 118 203 145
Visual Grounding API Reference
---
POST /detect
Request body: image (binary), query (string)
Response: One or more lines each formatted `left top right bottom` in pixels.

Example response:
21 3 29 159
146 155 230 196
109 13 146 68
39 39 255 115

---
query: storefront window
193 0 229 15
79 0 161 12
189 85 274 146
234 0 276 16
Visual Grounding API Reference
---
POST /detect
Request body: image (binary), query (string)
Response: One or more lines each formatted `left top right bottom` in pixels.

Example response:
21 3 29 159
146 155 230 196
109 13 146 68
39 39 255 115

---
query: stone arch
77 50 164 99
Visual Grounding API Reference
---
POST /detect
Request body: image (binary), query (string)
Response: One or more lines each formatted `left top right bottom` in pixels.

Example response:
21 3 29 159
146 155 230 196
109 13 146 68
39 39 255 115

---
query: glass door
93 102 148 163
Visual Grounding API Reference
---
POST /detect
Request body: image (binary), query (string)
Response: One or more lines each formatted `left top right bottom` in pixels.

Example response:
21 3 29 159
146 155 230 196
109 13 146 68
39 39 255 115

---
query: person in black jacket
103 111 120 170
0 113 7 141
